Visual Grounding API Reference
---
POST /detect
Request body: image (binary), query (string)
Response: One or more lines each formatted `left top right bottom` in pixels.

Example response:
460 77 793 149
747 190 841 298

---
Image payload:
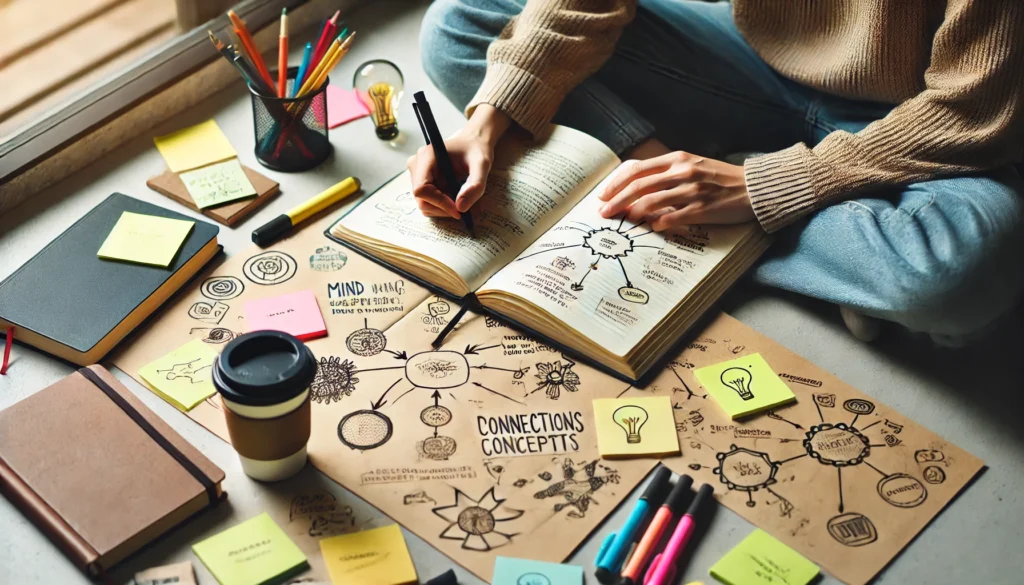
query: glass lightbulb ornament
721 367 754 401
612 405 649 444
353 59 403 140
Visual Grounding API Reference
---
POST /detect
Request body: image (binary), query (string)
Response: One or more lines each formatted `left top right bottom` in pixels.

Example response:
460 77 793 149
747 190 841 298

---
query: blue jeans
421 0 1024 339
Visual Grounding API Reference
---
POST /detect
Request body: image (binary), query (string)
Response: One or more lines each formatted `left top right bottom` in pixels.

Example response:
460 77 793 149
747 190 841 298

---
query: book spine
0 456 102 576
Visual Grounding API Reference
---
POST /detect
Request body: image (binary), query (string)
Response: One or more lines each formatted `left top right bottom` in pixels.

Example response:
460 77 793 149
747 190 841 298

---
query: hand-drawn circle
200 276 245 300
457 506 496 536
420 435 457 460
827 512 878 547
517 573 552 585
813 393 837 408
877 474 927 508
346 327 387 357
406 351 470 389
420 405 452 427
242 251 297 285
842 398 875 416
617 286 649 304
914 449 945 463
337 409 393 450
923 465 946 484
803 423 869 467
188 301 229 324
713 445 778 493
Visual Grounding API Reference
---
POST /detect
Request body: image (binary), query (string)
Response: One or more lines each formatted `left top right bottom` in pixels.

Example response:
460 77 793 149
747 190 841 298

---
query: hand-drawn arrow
472 363 523 374
464 343 501 355
431 390 441 407
766 410 804 430
371 379 402 410
384 349 408 360
472 382 525 405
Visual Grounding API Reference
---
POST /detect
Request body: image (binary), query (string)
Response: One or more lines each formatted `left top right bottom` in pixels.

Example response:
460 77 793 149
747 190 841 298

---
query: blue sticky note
493 557 583 585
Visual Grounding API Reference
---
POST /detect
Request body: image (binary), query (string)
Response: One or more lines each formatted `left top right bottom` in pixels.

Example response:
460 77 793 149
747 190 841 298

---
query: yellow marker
252 176 360 247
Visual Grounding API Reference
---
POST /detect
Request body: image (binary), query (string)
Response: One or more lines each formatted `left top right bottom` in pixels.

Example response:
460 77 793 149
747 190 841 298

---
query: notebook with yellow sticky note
193 513 308 585
319 524 417 585
694 353 796 419
710 529 819 585
139 339 218 411
98 211 195 268
592 396 680 458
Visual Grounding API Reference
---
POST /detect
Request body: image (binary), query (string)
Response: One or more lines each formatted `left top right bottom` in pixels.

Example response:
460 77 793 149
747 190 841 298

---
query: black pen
412 91 475 236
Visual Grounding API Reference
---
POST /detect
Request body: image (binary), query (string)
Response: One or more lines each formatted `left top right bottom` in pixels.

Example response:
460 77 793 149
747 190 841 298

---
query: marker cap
663 474 694 514
640 466 673 504
685 483 714 517
252 214 292 247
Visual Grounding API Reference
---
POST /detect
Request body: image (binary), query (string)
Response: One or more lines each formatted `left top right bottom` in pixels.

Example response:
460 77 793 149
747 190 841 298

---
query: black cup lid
213 330 317 406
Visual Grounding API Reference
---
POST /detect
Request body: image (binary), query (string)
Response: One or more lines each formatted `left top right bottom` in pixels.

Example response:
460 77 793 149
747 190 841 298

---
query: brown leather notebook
147 165 280 227
0 365 225 578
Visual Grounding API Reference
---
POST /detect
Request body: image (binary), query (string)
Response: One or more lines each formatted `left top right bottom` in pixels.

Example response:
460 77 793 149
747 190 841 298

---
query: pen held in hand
412 91 475 236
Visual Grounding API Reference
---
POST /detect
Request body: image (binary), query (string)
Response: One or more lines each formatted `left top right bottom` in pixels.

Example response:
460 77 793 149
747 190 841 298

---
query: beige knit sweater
467 0 1024 232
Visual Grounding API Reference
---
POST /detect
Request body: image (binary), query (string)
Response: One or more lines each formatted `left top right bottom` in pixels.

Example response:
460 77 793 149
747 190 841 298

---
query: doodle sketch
612 404 649 444
311 356 359 404
533 458 620 519
433 487 524 552
188 301 229 324
156 358 211 384
242 250 297 285
190 327 237 344
338 409 393 450
200 276 245 300
531 360 580 399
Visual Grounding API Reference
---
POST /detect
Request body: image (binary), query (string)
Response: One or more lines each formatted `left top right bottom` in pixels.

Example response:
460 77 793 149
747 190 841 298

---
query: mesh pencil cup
249 67 332 172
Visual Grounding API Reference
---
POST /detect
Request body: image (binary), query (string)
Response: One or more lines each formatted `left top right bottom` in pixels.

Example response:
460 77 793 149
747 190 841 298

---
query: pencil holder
249 67 332 172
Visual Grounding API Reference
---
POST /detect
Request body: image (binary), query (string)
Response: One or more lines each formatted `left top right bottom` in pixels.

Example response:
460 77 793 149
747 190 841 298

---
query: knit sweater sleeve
465 0 636 137
745 0 1024 232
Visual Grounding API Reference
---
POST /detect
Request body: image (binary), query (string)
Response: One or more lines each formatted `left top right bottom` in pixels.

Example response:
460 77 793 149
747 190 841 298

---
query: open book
328 125 770 381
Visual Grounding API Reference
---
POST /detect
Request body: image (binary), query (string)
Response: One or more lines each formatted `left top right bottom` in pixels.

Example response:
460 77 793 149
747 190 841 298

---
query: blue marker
594 466 673 583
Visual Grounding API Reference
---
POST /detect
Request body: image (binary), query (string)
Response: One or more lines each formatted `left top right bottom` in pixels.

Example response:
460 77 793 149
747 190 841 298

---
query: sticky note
154 119 237 173
179 159 257 209
192 513 308 585
139 339 218 411
134 561 197 585
319 524 416 585
710 529 819 585
243 290 326 341
694 353 796 419
97 211 194 267
492 557 583 585
592 396 680 458
326 85 371 128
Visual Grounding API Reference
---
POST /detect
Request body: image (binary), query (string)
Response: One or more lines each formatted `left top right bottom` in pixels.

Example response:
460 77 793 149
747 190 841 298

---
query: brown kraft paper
223 397 311 461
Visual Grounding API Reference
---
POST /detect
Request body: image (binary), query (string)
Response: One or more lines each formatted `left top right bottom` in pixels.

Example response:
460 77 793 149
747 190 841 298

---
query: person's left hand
597 151 755 231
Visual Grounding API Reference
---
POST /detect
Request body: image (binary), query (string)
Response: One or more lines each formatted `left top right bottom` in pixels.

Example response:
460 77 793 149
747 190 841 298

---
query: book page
480 176 752 356
338 125 619 291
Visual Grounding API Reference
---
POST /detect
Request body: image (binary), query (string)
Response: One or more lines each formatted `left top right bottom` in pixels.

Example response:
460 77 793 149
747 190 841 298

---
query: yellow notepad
180 159 257 209
154 119 237 173
592 396 680 458
694 353 796 419
192 513 308 585
139 339 218 411
97 211 195 268
319 524 417 585
710 529 819 585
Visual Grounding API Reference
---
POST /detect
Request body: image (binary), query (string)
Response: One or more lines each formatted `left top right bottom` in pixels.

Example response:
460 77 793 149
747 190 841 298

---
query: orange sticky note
243 290 326 340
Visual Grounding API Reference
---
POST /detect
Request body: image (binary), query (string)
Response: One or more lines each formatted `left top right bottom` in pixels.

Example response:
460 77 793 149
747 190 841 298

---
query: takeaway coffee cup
213 330 317 482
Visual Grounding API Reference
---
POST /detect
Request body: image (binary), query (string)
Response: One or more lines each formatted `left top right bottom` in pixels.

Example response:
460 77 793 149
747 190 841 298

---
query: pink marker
643 483 714 585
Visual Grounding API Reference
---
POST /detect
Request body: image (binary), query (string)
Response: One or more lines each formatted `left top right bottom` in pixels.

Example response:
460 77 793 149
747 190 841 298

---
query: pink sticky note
326 85 371 128
244 290 327 341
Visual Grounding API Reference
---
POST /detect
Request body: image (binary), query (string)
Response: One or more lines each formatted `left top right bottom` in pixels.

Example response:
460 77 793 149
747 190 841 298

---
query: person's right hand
407 104 512 218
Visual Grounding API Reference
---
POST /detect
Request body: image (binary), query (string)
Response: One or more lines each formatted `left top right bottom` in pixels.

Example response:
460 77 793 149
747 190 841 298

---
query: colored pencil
292 42 313 98
309 10 340 80
277 9 288 97
228 9 276 94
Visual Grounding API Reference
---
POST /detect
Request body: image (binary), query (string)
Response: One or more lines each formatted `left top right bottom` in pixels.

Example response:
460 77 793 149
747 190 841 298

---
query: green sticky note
711 529 819 585
694 353 795 419
192 513 308 585
492 557 584 585
180 159 257 209
97 211 194 267
139 339 218 411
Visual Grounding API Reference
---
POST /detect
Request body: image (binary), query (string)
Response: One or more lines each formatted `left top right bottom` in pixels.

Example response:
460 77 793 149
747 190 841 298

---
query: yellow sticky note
319 524 416 585
97 211 194 268
139 339 217 411
192 513 308 585
180 159 257 209
710 529 819 585
153 119 237 173
694 353 796 419
592 396 680 458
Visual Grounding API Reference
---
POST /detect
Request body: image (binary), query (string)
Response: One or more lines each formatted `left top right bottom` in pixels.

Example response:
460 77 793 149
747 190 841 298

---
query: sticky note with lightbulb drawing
694 352 796 419
592 396 680 458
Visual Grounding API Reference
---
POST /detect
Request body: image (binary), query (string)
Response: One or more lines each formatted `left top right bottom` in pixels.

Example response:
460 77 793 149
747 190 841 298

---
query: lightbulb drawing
612 405 649 444
721 367 754 401
353 59 404 140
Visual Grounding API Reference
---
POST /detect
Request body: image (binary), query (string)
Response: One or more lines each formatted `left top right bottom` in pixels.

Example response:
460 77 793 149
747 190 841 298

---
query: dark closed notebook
0 365 225 577
0 193 220 365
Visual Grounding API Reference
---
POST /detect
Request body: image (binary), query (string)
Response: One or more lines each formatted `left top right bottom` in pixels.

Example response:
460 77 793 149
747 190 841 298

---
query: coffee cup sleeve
223 397 312 461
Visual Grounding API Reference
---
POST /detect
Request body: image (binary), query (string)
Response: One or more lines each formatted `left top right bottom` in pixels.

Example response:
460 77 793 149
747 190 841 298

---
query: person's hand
407 104 512 218
597 151 755 231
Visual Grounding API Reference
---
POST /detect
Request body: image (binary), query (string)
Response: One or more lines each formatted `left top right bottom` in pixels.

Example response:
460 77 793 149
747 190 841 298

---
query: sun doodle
310 356 359 404
530 360 581 400
432 487 524 551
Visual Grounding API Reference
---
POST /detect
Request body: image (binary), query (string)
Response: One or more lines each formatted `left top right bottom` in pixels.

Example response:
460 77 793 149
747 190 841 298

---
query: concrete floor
2 2 1023 584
